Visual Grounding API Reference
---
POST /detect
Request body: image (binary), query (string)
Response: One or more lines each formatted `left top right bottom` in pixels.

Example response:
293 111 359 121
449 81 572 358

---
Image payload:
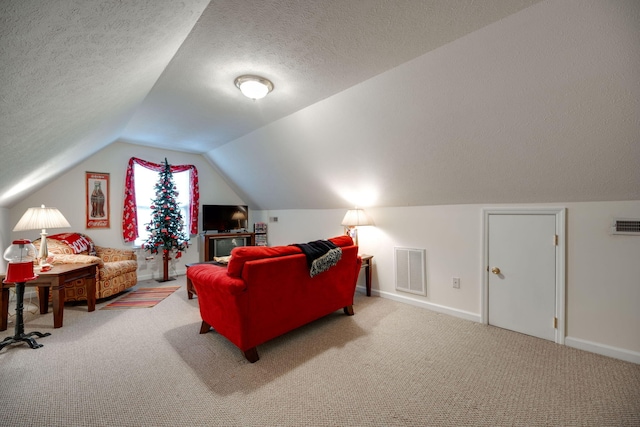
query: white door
487 213 557 341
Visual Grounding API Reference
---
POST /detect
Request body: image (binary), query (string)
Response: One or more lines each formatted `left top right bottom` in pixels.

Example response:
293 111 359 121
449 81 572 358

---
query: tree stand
0 282 51 351
156 252 175 283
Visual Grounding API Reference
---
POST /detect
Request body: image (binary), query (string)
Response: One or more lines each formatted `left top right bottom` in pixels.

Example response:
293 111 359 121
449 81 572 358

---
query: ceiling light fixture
234 75 274 100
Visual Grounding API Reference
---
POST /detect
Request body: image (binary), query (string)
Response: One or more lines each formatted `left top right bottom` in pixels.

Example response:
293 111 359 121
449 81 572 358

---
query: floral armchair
33 233 138 301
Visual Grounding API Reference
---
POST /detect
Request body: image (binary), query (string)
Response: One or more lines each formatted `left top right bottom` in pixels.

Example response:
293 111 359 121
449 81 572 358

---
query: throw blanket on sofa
292 240 342 277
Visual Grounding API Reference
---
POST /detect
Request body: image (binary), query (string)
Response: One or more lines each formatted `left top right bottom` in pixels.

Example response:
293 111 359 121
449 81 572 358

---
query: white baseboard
565 336 640 364
356 286 481 323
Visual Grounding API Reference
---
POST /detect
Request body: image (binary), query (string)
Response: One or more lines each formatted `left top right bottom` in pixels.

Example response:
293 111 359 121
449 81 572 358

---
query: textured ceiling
207 0 640 210
0 0 541 207
0 0 209 207
2 0 639 211
121 0 543 152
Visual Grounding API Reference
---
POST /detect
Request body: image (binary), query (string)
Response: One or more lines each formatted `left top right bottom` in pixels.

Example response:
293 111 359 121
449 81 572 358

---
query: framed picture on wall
86 172 110 229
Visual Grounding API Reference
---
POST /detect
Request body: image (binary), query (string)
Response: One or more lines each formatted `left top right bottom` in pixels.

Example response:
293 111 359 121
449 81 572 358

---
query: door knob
491 267 501 275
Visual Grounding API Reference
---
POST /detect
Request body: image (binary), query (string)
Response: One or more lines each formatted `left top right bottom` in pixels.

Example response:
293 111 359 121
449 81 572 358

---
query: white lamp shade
341 209 372 227
231 211 247 220
13 205 71 231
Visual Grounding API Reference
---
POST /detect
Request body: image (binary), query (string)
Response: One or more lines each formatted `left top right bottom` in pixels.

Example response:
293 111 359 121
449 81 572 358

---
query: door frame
482 207 566 344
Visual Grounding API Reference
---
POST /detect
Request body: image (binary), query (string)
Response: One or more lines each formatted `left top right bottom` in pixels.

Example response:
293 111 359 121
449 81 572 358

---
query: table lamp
13 204 71 270
232 210 247 230
341 208 372 246
0 239 51 350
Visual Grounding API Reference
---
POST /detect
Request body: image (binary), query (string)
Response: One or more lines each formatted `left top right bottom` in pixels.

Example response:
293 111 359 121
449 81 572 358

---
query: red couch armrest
187 263 251 351
187 264 246 295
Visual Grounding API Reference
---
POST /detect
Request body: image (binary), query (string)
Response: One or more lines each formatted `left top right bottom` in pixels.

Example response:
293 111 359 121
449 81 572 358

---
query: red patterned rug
101 286 180 309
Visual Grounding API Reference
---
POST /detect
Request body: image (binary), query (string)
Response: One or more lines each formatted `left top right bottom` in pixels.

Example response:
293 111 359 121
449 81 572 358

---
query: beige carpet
1 276 638 426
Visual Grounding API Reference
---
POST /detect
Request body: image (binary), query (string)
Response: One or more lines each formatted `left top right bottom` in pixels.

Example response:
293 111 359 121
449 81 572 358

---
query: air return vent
394 247 426 295
611 219 640 235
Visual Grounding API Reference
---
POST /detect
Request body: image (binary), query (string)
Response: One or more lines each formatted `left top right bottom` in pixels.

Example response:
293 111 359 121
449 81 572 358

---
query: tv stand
200 233 255 262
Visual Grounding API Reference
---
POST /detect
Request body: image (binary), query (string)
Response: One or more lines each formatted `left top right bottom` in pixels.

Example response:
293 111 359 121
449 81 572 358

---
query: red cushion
48 233 94 254
327 235 353 248
227 245 301 277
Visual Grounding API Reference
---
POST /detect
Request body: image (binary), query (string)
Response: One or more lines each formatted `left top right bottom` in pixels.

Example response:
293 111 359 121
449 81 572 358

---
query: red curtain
122 157 199 243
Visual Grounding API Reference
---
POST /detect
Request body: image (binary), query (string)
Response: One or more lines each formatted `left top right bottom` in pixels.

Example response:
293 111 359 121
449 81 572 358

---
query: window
122 157 199 244
132 164 191 247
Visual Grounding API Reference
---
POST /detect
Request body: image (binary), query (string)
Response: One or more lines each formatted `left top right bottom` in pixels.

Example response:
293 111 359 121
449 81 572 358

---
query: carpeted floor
1 276 638 426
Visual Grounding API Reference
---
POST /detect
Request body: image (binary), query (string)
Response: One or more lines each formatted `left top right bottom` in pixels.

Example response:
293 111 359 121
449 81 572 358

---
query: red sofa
187 235 362 362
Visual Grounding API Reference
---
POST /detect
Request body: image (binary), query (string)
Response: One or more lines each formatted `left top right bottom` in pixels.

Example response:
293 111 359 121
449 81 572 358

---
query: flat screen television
202 204 249 232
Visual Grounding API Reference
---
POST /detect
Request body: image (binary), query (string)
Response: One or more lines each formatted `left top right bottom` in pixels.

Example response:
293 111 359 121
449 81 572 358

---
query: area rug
101 287 180 309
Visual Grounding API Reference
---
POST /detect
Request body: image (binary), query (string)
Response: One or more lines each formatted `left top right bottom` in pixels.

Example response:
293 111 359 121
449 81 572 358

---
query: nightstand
360 254 373 296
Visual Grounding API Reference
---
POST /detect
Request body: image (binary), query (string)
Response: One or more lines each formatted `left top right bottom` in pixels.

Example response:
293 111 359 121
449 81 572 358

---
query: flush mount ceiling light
234 75 274 100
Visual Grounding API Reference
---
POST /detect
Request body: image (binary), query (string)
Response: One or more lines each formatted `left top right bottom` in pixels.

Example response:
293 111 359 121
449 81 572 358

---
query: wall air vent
611 219 640 235
394 247 426 295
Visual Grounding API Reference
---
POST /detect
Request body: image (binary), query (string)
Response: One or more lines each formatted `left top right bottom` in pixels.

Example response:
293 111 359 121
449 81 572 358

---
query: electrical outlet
452 277 460 289
269 216 278 223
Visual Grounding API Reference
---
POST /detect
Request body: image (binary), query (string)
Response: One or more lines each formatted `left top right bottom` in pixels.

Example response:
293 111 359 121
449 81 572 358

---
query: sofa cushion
226 235 354 277
99 260 139 281
326 235 353 248
38 233 97 256
37 237 82 256
227 245 301 277
50 253 104 268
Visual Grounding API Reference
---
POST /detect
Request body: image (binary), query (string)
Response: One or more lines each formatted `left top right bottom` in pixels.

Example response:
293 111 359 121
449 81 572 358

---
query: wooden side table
360 254 373 296
0 263 98 331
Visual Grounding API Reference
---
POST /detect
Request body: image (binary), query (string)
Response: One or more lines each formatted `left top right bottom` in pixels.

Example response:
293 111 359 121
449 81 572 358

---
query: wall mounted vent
611 219 640 235
394 247 426 295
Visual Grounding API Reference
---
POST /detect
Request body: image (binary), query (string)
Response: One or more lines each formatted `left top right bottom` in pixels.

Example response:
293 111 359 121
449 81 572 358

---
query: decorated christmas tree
142 158 189 281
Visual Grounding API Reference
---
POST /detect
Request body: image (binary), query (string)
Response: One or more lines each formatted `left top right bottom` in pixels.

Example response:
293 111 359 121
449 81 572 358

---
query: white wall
8 141 247 280
259 200 640 362
5 146 639 362
564 201 640 360
0 208 9 272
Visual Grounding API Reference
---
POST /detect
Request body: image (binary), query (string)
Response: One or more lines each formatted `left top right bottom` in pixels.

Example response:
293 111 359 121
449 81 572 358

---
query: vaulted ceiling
2 0 638 210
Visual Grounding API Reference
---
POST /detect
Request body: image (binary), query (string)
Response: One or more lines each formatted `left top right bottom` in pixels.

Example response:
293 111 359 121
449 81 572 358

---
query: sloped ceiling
0 0 210 207
210 0 640 209
2 0 639 211
121 0 542 152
